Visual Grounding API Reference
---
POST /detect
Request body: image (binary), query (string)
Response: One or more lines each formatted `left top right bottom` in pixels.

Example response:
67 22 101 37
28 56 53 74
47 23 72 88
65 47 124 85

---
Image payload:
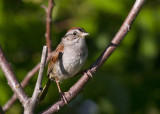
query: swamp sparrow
41 27 89 104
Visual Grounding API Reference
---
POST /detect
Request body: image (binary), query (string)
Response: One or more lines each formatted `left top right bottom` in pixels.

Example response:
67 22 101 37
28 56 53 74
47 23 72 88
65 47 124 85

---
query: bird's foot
83 69 93 78
60 92 68 105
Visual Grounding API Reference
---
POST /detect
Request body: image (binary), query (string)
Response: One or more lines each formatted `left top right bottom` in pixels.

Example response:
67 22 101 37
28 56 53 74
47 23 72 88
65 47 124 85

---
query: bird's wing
47 43 64 77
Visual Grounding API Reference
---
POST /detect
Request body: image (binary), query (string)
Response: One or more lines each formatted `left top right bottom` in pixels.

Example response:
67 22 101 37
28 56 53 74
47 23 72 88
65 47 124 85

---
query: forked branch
3 0 55 110
24 46 48 114
2 52 53 112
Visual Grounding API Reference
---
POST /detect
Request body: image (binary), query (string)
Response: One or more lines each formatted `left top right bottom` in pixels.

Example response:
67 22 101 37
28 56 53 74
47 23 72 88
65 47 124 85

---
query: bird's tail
38 78 51 102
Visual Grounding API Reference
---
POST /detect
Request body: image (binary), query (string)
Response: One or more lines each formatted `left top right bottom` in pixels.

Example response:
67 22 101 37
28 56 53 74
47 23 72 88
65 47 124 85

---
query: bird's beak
81 32 90 37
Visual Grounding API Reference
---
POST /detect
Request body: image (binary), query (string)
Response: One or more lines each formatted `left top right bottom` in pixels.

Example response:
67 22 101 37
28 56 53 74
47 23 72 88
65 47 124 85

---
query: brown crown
67 27 85 33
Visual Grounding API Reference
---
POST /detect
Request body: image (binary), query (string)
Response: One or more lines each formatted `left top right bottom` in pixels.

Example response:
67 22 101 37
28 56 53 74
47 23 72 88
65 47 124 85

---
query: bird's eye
73 31 77 35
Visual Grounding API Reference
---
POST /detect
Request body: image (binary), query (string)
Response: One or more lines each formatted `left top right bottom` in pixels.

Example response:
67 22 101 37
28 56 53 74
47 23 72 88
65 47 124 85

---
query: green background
0 0 160 114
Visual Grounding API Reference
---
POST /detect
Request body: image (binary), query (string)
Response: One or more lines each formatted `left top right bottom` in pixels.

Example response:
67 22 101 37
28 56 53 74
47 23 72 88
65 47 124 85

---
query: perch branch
24 46 48 114
40 0 146 113
42 0 55 54
0 46 29 107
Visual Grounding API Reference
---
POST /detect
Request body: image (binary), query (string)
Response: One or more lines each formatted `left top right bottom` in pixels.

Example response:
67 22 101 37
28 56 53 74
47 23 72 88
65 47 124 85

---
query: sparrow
39 27 89 104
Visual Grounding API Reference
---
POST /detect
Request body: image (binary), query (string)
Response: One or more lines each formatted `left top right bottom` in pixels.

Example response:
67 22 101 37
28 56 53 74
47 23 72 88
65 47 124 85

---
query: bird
39 27 89 104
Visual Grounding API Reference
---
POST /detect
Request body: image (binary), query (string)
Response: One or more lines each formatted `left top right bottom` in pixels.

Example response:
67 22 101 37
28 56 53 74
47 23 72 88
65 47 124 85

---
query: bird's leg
55 78 68 104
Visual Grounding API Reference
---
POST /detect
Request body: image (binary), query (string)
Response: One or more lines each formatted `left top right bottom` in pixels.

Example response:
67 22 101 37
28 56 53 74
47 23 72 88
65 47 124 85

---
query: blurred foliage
0 0 160 114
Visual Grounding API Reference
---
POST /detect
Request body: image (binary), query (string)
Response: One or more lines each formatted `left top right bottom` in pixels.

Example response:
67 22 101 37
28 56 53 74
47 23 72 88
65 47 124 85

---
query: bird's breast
56 44 88 81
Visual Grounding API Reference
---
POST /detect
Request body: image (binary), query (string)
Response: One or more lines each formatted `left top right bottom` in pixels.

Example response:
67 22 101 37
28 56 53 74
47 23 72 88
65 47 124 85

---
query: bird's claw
84 69 93 78
60 92 68 104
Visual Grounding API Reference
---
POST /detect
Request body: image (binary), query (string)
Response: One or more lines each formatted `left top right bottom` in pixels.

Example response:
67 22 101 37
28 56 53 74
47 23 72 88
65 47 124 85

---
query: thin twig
43 0 55 54
41 5 47 12
32 46 48 105
24 46 48 114
40 0 146 113
0 46 29 107
2 52 53 112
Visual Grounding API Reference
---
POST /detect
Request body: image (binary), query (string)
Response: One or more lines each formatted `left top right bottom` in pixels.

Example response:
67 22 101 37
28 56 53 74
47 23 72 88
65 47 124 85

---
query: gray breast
56 41 88 81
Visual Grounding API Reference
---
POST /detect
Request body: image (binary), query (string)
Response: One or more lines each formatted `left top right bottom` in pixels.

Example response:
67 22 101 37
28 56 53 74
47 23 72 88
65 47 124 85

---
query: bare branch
40 0 146 113
43 0 55 54
3 52 53 112
24 46 48 114
0 46 29 107
3 94 16 112
2 0 54 112
32 46 48 104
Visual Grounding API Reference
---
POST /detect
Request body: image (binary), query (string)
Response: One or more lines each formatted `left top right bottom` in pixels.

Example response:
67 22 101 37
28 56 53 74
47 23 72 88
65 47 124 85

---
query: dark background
0 0 160 114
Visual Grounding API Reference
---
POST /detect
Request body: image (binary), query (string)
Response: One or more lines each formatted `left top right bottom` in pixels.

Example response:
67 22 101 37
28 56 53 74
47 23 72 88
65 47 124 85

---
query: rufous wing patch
47 43 64 77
